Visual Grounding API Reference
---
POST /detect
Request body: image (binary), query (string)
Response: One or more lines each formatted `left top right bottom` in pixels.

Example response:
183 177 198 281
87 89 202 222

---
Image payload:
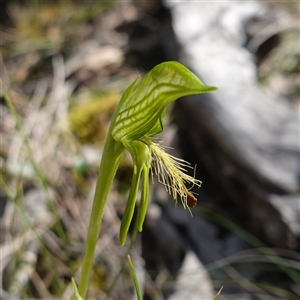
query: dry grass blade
214 286 223 300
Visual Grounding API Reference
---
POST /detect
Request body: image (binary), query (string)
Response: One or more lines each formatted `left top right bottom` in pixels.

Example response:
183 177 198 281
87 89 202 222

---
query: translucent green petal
116 76 139 109
147 107 166 137
112 61 216 142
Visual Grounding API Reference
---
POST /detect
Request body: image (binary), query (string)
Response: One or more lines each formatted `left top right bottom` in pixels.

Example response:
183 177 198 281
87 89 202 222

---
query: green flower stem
77 75 139 298
77 134 125 299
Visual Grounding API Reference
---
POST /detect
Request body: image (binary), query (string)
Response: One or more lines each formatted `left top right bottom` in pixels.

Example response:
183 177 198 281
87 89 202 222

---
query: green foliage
71 278 83 300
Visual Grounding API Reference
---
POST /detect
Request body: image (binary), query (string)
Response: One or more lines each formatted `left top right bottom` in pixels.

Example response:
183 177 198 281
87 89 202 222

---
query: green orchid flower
110 61 216 245
77 61 216 299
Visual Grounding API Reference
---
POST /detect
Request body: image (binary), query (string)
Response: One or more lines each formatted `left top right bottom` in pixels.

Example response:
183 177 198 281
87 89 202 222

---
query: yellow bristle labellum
146 140 202 209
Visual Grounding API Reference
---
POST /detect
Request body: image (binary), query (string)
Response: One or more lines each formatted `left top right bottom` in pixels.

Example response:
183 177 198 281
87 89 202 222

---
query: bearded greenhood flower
76 62 216 298
110 61 217 245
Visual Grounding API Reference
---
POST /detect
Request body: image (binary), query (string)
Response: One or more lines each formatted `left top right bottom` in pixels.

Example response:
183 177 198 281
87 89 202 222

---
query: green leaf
127 255 143 300
71 278 84 300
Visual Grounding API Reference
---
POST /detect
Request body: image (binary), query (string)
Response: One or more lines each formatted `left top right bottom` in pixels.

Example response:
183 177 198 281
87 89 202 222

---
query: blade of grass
197 207 300 287
106 224 138 299
213 286 223 300
253 280 299 299
127 255 143 300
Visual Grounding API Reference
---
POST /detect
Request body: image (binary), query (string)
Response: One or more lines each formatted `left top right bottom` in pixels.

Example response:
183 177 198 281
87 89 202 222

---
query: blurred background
1 0 299 299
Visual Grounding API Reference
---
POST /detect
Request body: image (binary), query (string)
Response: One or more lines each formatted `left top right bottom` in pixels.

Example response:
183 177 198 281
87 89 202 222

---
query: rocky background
1 0 299 299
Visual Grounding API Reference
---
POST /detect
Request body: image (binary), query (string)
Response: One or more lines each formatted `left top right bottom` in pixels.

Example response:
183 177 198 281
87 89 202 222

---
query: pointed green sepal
119 140 151 245
119 164 141 246
136 165 150 232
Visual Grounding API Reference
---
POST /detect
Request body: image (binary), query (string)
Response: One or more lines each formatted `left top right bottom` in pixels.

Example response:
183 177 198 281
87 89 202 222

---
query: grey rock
164 0 300 251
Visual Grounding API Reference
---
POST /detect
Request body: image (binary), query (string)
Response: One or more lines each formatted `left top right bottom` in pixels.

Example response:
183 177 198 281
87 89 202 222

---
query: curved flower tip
111 61 216 245
112 61 217 142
